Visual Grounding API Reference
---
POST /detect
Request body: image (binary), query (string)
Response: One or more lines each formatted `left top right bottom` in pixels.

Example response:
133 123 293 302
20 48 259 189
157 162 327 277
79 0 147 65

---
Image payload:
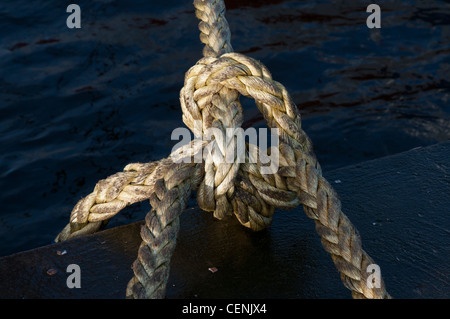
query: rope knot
178 47 319 229
179 54 244 219
56 0 391 300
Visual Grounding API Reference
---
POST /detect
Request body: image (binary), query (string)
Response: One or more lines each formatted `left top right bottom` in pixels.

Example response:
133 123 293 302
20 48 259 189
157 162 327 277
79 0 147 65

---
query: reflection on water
0 0 449 256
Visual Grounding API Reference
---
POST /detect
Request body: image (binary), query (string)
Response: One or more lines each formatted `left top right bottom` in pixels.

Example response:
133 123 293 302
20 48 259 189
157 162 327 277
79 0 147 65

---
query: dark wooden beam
1 141 449 299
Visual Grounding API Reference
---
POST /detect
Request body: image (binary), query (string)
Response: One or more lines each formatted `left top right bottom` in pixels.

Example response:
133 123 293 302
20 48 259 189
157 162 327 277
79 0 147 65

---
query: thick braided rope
244 143 390 299
55 0 390 299
194 0 233 57
55 160 167 242
182 53 306 217
126 161 203 298
182 52 390 298
55 140 206 242
55 0 253 241
181 69 243 220
125 142 206 299
182 0 243 221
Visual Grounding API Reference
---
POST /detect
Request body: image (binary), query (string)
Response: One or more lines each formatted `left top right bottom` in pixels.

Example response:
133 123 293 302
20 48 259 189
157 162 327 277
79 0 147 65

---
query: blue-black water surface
0 0 449 256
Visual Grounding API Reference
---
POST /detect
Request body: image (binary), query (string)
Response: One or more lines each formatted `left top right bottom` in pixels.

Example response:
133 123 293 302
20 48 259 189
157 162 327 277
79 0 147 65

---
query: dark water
0 0 449 257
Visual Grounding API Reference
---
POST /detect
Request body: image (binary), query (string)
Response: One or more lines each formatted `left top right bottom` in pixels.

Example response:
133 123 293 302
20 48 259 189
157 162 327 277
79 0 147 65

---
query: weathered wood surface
0 141 448 299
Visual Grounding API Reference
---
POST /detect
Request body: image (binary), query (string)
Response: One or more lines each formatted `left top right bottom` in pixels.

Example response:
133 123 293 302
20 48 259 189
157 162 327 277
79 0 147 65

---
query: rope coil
56 0 390 299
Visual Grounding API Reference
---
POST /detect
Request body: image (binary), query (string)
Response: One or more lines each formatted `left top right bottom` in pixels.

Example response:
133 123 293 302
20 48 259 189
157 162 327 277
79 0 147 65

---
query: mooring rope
56 0 390 299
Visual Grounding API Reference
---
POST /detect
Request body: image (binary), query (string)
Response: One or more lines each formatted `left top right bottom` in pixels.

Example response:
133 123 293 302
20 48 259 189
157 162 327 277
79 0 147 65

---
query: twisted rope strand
126 161 202 299
55 141 205 242
244 143 390 298
194 0 233 57
180 49 390 297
